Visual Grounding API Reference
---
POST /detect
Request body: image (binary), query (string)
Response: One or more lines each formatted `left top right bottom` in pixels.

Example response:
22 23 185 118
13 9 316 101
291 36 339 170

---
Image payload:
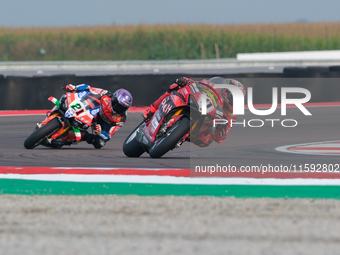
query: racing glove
94 124 102 134
65 84 76 92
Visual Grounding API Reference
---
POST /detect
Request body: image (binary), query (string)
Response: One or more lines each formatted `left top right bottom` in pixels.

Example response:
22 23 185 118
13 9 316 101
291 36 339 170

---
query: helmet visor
112 100 127 114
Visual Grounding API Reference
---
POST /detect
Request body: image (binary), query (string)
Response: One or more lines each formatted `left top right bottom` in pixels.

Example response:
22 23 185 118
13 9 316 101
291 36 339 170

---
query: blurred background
0 0 340 61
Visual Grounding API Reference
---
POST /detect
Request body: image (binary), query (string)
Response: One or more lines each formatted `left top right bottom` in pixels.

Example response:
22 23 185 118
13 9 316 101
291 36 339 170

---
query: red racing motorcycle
123 80 224 158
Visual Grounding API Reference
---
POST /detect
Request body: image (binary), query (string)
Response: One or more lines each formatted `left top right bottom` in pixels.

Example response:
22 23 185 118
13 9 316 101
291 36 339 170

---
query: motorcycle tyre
149 117 190 158
24 118 62 149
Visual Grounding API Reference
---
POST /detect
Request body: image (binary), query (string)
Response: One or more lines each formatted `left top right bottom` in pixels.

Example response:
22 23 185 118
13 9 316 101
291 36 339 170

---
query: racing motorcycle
24 89 101 149
123 80 224 158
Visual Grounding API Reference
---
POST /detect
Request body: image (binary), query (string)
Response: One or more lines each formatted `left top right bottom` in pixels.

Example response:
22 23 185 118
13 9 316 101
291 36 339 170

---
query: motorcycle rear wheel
149 117 190 158
24 118 62 149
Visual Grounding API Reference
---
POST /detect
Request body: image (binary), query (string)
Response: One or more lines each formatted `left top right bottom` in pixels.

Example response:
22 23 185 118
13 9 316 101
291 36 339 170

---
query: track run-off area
1 103 339 198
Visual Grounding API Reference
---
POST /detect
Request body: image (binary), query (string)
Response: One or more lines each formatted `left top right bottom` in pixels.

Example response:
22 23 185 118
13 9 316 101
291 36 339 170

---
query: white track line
276 140 340 156
2 174 340 185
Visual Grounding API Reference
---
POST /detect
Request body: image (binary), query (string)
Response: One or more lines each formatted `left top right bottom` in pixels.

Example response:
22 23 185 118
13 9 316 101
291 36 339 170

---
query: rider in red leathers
191 77 245 147
142 77 245 147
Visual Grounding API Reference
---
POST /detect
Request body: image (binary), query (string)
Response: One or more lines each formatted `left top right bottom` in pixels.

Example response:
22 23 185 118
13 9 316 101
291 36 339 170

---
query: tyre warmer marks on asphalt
1 167 340 198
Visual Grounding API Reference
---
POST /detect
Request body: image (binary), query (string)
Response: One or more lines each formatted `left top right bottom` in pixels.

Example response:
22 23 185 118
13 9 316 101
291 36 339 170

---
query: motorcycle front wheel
24 118 62 149
149 117 190 158
123 123 146 157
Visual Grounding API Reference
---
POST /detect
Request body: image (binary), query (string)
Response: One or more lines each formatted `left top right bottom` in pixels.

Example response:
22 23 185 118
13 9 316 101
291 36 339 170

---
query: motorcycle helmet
208 77 246 107
111 89 133 114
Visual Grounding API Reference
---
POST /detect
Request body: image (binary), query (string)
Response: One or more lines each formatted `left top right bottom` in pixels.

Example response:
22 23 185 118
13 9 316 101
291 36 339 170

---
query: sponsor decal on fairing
90 107 100 116
77 91 89 99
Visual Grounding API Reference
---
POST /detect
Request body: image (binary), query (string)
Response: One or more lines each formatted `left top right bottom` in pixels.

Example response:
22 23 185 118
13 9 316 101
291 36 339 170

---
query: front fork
39 114 71 144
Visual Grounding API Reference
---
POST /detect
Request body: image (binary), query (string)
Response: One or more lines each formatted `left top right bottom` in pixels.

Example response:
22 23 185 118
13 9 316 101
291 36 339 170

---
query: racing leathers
64 84 126 149
190 78 239 147
191 98 235 147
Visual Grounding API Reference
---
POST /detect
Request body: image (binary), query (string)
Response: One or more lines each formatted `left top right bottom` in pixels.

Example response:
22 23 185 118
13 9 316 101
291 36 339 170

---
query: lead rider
142 76 245 147
64 84 133 149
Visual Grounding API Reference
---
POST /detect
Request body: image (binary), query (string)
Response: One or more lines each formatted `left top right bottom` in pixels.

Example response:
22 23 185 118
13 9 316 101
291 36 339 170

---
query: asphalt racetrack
1 105 339 168
1 105 340 254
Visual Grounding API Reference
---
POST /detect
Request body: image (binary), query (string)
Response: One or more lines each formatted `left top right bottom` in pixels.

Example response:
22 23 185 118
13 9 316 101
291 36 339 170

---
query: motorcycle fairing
142 90 188 143
65 91 101 127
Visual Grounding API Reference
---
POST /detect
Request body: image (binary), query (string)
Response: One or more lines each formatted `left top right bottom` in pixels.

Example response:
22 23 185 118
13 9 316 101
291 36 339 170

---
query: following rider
64 84 133 149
